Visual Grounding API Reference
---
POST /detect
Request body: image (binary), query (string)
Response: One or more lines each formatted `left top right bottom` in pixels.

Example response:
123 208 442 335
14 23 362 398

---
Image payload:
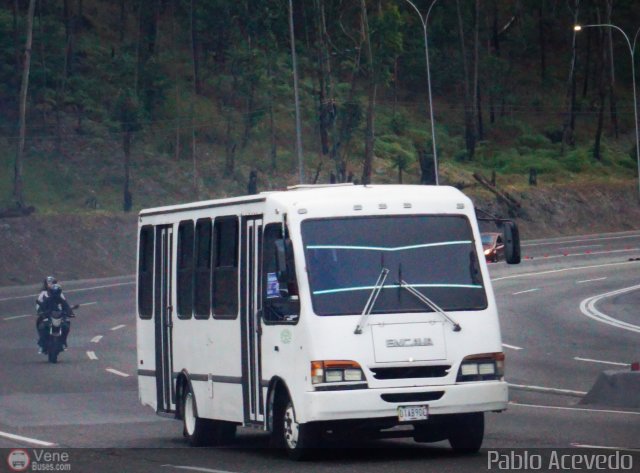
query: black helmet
50 284 62 298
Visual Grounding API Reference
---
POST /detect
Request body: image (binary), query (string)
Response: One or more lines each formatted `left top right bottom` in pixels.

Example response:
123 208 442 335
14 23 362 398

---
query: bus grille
381 391 444 403
370 365 450 380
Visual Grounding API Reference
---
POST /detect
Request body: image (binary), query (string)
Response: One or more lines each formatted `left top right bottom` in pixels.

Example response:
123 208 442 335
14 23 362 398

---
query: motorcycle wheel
48 339 59 363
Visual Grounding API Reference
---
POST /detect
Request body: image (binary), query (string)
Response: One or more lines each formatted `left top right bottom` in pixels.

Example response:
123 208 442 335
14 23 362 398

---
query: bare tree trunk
37 0 48 127
561 0 580 152
606 0 618 138
123 130 132 212
224 114 236 177
267 53 277 171
593 9 607 161
12 0 20 75
581 22 591 99
360 0 376 185
172 0 180 161
190 0 201 95
538 1 547 81
457 0 476 159
473 0 482 140
119 0 126 43
13 0 36 209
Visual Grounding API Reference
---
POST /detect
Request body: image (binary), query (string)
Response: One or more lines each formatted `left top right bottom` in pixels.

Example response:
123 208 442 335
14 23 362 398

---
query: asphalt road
1 232 639 472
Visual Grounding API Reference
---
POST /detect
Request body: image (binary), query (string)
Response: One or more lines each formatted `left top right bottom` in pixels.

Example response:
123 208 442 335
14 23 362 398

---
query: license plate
397 405 428 422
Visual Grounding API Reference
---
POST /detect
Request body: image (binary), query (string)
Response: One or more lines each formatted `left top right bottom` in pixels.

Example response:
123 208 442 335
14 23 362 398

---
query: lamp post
575 24 640 200
404 0 439 185
289 0 304 184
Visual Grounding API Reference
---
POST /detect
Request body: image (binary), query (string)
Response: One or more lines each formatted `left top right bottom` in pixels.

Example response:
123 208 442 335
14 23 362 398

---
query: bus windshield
301 215 487 316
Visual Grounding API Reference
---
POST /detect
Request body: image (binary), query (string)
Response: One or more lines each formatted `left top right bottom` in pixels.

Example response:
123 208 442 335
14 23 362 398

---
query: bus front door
241 216 264 425
154 225 175 413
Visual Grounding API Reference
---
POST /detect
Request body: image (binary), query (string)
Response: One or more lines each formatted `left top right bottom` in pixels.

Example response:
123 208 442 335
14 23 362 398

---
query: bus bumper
301 381 508 423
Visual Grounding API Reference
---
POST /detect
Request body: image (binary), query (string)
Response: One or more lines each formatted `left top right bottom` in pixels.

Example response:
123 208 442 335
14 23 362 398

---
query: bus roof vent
403 203 412 209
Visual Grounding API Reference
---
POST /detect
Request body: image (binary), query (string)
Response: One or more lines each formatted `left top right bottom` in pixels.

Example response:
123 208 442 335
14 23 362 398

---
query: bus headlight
311 360 365 384
457 352 504 382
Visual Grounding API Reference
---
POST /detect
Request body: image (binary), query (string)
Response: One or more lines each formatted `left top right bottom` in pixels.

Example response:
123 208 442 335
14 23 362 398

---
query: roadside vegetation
0 0 638 215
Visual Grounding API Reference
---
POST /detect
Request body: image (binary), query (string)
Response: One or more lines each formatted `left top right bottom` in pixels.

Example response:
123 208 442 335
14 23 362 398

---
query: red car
481 232 504 263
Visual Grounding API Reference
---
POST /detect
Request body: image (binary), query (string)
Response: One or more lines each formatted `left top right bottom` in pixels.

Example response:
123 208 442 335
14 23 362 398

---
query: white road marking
106 368 130 377
559 244 603 250
579 285 640 334
81 301 97 306
91 335 103 343
508 383 587 396
3 314 33 321
522 248 640 262
110 324 126 331
162 466 238 473
0 430 56 447
502 343 523 351
571 443 640 452
522 233 640 247
576 277 607 284
510 401 640 416
512 288 539 295
574 356 630 367
492 260 640 282
87 351 98 360
0 280 134 302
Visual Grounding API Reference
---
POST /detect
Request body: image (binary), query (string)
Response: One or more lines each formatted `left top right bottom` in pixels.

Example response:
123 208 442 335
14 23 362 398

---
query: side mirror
503 220 521 264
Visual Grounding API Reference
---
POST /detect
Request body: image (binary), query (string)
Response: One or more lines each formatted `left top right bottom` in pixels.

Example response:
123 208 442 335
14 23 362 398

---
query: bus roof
139 185 472 219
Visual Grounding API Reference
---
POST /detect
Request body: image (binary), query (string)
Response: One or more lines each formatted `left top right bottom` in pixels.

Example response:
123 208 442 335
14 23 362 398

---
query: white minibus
136 184 520 459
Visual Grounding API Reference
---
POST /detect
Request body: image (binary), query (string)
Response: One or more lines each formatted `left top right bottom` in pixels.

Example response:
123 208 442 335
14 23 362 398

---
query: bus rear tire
182 386 210 447
447 412 484 453
280 398 318 460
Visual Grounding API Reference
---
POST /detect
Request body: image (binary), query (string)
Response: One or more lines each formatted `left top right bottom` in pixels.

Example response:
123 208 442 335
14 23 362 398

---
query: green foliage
1 0 639 212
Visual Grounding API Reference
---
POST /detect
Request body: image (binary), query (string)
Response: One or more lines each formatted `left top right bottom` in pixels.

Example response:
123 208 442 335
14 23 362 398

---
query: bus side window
194 218 212 319
212 216 239 319
262 224 300 323
177 220 194 319
138 225 154 319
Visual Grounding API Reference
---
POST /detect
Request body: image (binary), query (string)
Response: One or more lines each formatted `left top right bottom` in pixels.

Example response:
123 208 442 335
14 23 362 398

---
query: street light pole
575 24 640 201
289 0 304 184
404 0 439 185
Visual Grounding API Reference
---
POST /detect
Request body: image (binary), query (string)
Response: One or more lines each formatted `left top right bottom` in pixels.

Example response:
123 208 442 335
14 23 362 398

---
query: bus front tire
279 398 318 460
182 386 210 447
447 412 484 454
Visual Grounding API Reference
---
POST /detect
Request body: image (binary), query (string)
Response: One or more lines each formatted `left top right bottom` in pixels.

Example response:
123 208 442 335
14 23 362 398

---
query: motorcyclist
36 279 74 354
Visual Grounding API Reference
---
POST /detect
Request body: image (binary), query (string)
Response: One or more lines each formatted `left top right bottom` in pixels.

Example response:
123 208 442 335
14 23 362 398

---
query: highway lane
0 233 639 471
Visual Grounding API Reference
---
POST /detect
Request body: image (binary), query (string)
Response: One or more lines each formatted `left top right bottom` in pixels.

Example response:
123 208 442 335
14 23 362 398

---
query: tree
456 0 476 160
115 89 142 212
561 0 580 152
12 0 36 210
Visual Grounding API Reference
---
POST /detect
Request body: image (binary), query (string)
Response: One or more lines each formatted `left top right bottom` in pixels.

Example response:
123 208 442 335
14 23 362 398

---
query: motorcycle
43 304 79 363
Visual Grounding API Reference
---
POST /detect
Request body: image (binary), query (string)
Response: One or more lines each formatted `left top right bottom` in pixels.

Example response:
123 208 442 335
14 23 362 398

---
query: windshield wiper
354 268 390 334
399 279 462 332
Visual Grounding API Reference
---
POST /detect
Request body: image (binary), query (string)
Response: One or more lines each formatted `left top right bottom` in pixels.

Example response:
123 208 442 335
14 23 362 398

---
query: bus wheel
281 398 317 460
447 413 484 453
182 386 209 446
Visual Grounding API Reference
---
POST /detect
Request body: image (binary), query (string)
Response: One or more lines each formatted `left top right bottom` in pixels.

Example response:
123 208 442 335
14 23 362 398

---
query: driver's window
262 224 299 323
